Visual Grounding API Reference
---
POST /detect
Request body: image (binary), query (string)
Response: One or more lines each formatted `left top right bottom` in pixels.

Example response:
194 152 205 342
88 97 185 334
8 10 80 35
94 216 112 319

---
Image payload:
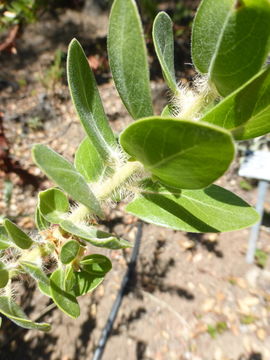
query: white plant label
239 151 270 181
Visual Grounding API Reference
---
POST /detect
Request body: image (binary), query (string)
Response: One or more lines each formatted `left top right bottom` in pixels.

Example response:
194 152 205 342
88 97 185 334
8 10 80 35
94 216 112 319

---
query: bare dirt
0 2 270 360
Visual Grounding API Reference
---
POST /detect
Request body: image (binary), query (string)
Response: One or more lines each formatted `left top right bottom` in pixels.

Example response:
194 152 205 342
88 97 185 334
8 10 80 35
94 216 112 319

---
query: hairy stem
69 160 144 223
177 79 218 120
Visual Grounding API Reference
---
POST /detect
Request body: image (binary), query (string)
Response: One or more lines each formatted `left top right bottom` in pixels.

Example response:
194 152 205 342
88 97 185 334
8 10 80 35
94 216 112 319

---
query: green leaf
38 188 69 223
20 261 49 285
74 137 111 183
67 39 116 160
108 0 153 119
3 219 33 249
192 0 270 96
73 271 104 297
0 262 9 288
126 181 259 232
32 144 103 218
120 117 235 189
35 207 50 231
50 268 80 318
0 226 11 250
0 296 51 331
60 240 80 264
201 67 270 140
38 280 51 298
153 12 177 93
80 254 112 276
60 220 131 249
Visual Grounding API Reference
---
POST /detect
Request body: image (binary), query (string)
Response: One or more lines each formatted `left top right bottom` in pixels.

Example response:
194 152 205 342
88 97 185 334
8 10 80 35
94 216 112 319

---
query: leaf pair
192 0 270 96
152 5 270 141
33 36 123 218
32 144 104 218
201 68 270 140
37 188 131 250
45 254 111 318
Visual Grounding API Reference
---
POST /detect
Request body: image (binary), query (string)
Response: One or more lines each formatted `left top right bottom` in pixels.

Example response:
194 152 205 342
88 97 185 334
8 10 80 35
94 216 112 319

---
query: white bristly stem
68 161 144 223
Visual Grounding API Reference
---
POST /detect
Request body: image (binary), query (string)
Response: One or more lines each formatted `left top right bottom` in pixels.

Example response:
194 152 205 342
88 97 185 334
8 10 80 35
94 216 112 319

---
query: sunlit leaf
74 137 111 183
80 254 112 276
153 12 177 93
60 220 131 249
20 261 49 285
120 117 235 189
0 296 51 331
126 180 259 232
67 39 116 160
73 271 104 297
38 188 69 223
50 268 80 318
108 0 153 119
60 240 80 265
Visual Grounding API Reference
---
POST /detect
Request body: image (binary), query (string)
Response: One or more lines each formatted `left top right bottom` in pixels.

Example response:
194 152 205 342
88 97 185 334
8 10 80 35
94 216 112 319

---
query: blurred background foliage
0 0 194 35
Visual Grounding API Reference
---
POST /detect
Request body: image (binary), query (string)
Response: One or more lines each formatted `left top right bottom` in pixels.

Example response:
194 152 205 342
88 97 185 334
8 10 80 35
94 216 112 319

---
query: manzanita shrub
1 0 270 331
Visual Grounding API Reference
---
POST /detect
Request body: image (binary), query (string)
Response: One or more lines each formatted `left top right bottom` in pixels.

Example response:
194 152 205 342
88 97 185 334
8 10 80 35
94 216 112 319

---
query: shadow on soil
0 282 57 360
187 233 224 258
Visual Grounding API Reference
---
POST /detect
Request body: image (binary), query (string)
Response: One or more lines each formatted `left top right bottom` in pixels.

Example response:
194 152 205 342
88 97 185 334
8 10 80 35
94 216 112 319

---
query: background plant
0 0 270 331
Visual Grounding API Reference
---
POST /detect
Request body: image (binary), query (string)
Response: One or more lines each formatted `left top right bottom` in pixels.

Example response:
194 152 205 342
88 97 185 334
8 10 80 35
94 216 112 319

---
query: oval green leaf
4 219 33 249
60 240 80 264
153 12 177 94
60 220 131 249
192 0 270 96
108 0 153 119
0 296 51 331
126 180 259 233
0 262 9 288
50 268 80 319
32 144 103 218
80 254 112 276
201 67 270 140
38 188 69 224
120 117 235 189
67 39 116 160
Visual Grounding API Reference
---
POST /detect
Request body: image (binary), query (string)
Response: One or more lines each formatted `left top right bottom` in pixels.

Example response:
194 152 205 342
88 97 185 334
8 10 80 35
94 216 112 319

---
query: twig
0 25 20 53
